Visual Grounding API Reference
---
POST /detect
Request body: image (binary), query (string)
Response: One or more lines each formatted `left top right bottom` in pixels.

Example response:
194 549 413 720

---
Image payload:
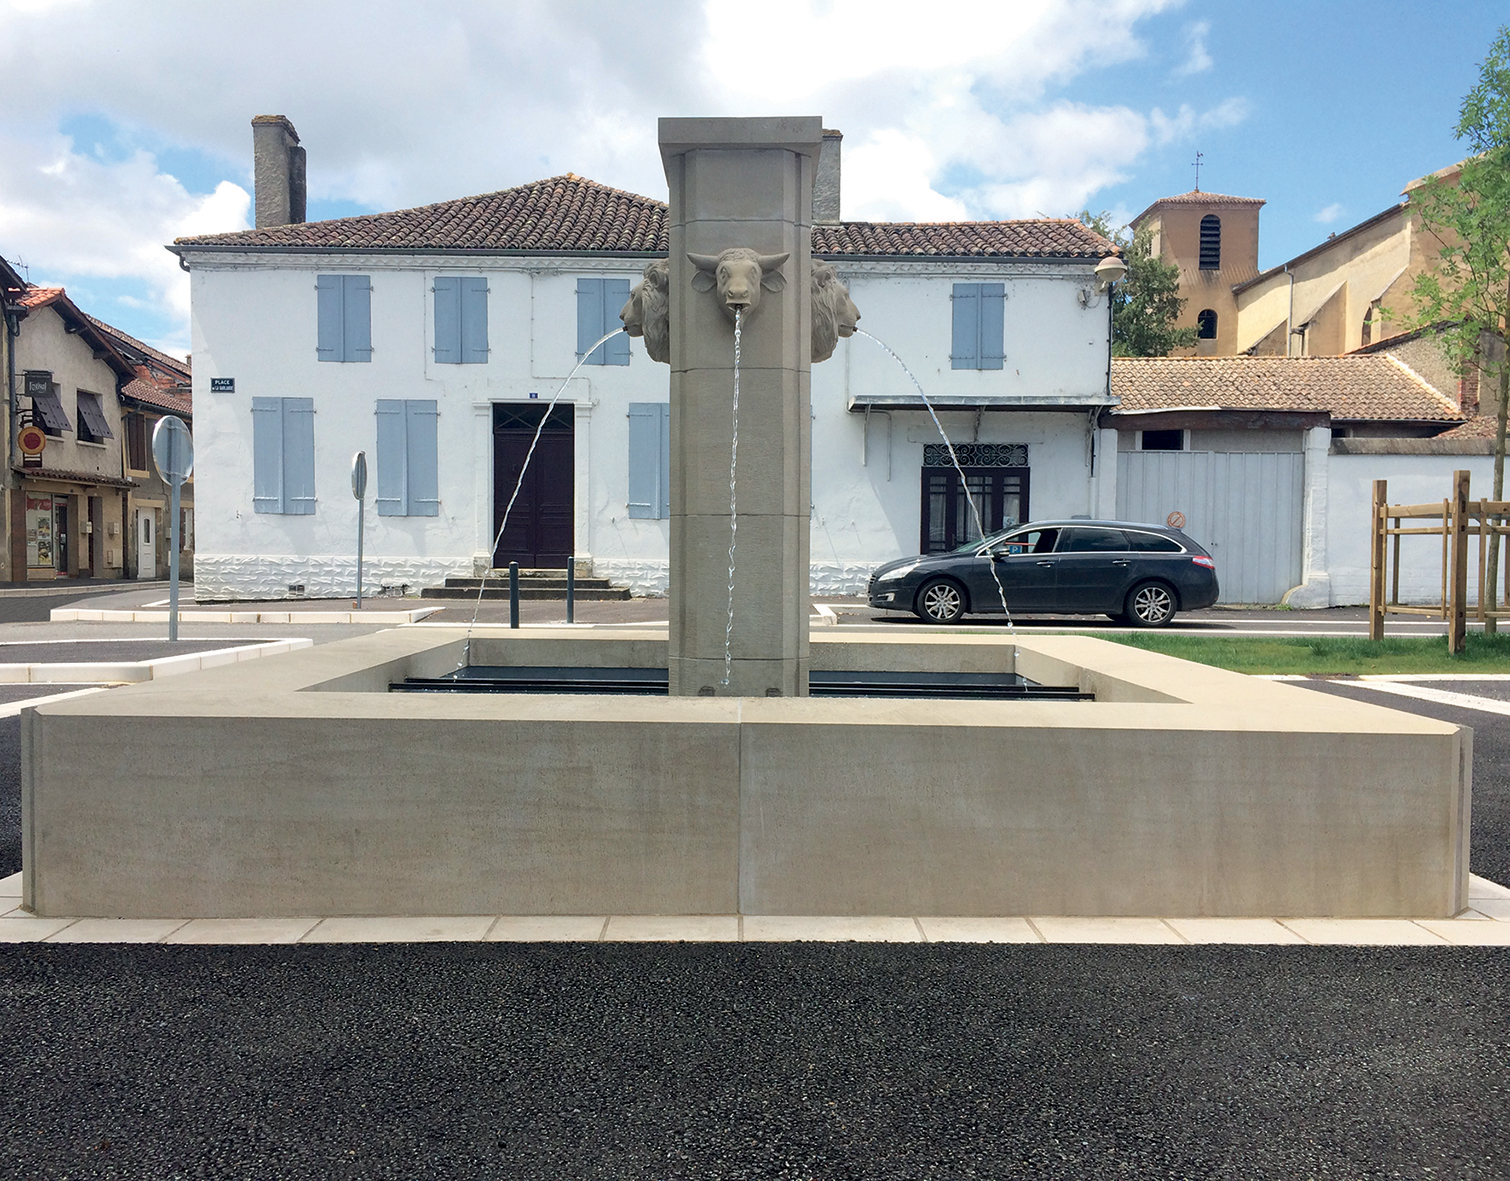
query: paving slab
1031 916 1184 944
301 916 494 943
1164 917 1307 944
1470 874 1510 899
1281 918 1449 945
742 916 923 942
916 916 1041 943
165 918 322 944
602 915 739 942
46 918 188 943
486 916 608 942
0 915 75 941
1471 898 1510 919
1414 919 1510 945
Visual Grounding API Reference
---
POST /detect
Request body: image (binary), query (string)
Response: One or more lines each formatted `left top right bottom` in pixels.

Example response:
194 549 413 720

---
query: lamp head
1094 254 1128 291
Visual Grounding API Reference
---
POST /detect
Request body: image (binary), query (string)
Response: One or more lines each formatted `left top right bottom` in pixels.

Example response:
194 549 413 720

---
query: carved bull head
688 247 789 322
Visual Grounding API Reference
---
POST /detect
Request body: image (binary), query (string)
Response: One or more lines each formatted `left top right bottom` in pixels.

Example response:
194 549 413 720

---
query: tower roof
1131 190 1266 226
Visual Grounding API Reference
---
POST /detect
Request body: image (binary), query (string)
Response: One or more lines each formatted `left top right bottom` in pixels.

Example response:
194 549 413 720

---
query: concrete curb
0 639 315 684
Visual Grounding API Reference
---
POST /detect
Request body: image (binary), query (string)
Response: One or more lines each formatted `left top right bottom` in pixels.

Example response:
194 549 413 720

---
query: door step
420 572 632 601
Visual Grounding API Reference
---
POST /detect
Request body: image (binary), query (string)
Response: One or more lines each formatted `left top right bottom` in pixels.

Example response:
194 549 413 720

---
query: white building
171 125 1120 600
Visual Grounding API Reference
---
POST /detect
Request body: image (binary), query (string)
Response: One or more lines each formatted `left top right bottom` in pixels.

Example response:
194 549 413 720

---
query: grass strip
1098 631 1510 675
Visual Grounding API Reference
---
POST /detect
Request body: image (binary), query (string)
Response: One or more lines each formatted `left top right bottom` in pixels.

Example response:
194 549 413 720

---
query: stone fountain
19 119 1471 922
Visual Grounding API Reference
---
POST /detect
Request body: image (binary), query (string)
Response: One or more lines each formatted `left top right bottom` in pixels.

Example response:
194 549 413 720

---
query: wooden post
1451 469 1470 654
1369 479 1387 640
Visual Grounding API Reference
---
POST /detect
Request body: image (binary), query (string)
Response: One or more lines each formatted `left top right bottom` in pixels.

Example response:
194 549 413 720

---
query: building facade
173 127 1121 600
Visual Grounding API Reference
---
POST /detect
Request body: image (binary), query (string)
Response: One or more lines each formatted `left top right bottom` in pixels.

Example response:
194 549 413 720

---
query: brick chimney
814 129 842 224
252 115 306 229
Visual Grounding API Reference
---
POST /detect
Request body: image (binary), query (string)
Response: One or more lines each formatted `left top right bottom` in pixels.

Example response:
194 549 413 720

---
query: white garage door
1117 450 1304 604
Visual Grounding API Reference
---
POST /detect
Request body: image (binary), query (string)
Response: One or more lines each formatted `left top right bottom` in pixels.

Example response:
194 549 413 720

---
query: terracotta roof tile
1110 355 1465 423
174 174 1117 259
17 286 65 310
1140 190 1266 206
86 315 191 383
120 377 192 418
1434 414 1499 439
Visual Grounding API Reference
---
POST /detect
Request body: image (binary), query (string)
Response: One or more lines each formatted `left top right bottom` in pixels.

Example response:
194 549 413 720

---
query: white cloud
0 0 1255 343
0 128 249 347
1172 20 1213 77
1314 202 1344 224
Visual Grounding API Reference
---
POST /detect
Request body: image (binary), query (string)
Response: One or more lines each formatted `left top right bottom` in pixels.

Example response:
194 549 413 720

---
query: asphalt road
1 941 1507 1180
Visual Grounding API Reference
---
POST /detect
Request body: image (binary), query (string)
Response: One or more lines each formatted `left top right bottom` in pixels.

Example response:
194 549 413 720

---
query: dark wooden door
493 403 574 568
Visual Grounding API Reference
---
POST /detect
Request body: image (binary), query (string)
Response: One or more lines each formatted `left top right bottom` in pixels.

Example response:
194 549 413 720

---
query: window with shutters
950 283 1005 370
125 412 149 472
316 274 373 362
375 399 440 516
627 403 670 519
576 278 632 365
31 382 72 437
433 277 489 364
251 397 316 514
76 391 113 444
1198 216 1221 270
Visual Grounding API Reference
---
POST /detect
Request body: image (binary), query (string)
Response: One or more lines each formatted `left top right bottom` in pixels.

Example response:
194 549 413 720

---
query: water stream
722 309 742 686
459 329 627 669
853 329 1015 625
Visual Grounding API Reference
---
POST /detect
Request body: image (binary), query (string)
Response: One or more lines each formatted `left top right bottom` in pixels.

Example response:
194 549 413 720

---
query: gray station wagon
867 519 1220 626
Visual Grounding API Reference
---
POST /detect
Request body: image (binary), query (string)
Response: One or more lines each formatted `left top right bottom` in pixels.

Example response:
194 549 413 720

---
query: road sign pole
357 496 365 608
351 452 368 609
168 477 181 642
152 417 193 645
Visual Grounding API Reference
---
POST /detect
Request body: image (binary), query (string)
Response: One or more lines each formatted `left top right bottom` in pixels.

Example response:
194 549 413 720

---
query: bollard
567 558 575 624
509 561 520 629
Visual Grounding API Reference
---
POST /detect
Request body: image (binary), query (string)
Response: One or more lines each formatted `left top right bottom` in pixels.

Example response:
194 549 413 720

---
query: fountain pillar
660 117 822 697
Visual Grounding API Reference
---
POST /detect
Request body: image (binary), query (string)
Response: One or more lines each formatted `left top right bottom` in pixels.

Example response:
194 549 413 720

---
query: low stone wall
22 630 1470 919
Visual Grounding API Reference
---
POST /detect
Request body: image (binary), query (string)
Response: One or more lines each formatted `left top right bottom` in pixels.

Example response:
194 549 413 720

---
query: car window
1124 530 1183 553
1058 527 1129 553
993 528 1058 555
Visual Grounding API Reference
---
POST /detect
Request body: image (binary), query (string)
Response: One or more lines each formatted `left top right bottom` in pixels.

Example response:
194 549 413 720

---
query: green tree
1078 210 1198 356
1409 26 1510 629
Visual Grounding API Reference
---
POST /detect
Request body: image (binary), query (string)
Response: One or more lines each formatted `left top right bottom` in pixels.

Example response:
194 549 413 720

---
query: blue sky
1 0 1503 357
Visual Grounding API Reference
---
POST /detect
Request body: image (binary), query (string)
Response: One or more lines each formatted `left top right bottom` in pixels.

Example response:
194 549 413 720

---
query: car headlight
876 562 919 582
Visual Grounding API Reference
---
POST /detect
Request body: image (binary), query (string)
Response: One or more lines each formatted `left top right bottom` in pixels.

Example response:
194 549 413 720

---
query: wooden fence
1369 469 1510 652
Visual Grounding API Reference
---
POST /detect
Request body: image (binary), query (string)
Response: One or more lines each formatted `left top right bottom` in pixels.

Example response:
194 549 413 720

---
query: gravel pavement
0 942 1507 1180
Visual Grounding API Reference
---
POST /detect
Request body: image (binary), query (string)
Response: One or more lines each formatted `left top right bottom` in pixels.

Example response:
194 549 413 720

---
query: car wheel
915 577 966 624
1124 581 1177 628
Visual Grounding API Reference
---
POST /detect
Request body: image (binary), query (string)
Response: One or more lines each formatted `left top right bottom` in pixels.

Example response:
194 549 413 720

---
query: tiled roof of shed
174 173 1116 258
1434 415 1498 439
1110 355 1465 423
120 377 192 418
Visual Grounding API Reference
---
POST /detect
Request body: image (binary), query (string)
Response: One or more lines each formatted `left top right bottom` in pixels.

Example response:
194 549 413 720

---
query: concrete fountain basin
21 628 1469 920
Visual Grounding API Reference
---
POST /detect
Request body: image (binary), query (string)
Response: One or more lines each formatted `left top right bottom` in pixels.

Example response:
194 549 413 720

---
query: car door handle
1111 559 1131 566
1036 559 1054 567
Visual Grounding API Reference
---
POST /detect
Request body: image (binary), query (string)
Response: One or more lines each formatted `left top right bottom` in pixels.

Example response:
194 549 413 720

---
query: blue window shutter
282 398 317 514
433 277 460 364
627 403 660 518
316 275 343 361
577 278 606 364
460 278 489 364
980 283 1005 370
406 400 440 516
252 397 283 513
951 283 980 369
374 399 406 516
603 278 631 366
657 402 671 517
343 275 372 362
